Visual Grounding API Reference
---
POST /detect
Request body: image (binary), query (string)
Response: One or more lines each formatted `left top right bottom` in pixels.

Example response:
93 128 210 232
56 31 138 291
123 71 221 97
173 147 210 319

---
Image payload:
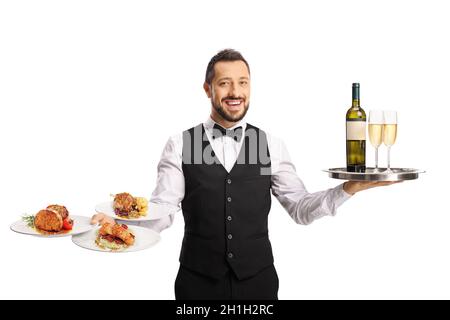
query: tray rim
323 167 425 181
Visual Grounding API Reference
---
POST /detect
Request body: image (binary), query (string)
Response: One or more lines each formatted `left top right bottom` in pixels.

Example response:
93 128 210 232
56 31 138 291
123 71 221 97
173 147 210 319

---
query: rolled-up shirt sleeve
269 136 352 225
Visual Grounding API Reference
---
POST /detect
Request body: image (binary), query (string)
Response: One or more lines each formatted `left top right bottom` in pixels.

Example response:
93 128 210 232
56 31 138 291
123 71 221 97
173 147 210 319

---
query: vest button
227 215 232 221
227 234 233 240
227 196 232 202
227 179 232 184
228 252 234 259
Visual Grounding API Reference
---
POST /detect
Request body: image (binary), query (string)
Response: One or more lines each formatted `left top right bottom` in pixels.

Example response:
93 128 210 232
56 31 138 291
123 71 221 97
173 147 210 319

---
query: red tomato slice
62 218 73 230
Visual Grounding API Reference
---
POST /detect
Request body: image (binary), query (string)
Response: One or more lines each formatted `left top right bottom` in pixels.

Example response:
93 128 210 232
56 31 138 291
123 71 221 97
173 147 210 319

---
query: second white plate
72 225 161 253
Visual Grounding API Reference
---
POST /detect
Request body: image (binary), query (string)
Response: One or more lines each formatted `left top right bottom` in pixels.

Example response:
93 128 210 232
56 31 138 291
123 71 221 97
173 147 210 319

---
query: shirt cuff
334 183 353 207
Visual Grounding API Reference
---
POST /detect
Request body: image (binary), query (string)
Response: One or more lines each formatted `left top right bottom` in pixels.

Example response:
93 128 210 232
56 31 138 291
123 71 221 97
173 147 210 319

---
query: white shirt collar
204 115 247 132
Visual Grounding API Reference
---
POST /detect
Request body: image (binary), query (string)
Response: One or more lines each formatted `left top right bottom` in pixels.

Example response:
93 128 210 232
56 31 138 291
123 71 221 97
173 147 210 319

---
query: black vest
180 123 273 280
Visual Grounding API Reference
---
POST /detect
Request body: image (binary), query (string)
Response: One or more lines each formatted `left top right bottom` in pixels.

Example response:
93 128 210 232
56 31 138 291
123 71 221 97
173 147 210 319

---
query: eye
240 81 248 86
219 82 229 87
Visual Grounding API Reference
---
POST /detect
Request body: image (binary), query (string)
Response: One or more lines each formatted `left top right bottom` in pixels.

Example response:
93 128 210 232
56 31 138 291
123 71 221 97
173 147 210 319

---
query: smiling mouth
223 99 243 109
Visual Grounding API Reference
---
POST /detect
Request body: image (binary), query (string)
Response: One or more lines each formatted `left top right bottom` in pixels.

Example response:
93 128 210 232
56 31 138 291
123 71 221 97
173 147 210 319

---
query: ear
203 82 212 98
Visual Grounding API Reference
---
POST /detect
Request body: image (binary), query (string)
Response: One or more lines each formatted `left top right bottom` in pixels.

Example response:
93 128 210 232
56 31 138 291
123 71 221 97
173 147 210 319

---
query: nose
229 83 240 98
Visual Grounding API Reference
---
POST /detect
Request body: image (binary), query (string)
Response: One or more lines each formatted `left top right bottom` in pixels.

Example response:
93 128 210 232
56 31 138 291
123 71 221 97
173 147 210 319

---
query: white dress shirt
139 116 352 232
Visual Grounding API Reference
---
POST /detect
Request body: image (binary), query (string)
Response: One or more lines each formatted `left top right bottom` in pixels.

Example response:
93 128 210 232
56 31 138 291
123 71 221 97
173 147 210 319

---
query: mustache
221 97 245 101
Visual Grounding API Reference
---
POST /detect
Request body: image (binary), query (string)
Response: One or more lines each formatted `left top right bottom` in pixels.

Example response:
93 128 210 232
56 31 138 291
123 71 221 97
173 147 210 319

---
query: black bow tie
212 123 244 141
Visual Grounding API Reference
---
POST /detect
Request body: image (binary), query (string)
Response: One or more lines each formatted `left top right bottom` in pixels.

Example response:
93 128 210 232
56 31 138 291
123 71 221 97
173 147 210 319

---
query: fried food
113 193 135 216
46 204 69 220
34 209 63 232
98 222 114 236
113 192 148 219
134 197 148 217
96 223 135 250
29 204 73 233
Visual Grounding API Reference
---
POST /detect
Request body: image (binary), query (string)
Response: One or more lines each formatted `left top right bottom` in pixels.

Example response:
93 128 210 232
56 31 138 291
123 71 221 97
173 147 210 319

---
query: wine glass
383 110 398 173
368 110 384 172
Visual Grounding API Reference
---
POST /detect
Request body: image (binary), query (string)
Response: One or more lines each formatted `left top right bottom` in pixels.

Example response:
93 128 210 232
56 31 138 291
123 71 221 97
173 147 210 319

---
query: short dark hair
205 49 250 85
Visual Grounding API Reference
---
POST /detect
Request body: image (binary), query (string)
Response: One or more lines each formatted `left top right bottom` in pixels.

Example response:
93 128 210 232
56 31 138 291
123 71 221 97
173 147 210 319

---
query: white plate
10 215 94 238
95 201 176 221
71 225 160 253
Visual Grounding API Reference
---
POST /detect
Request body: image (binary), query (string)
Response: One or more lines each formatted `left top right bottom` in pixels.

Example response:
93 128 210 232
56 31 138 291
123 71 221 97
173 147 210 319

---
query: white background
0 0 448 299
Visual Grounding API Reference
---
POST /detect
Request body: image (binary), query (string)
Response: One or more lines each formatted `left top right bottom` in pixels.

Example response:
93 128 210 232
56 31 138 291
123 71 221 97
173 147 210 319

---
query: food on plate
22 204 74 234
112 192 148 219
62 217 74 230
34 209 63 232
95 223 135 251
46 204 69 220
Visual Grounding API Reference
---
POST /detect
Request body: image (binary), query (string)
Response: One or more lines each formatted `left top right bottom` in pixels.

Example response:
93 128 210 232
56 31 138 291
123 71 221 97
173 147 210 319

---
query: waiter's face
204 60 250 123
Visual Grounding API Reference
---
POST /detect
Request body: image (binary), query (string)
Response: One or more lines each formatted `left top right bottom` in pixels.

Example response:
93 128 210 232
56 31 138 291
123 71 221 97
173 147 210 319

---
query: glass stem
387 146 391 170
375 147 379 169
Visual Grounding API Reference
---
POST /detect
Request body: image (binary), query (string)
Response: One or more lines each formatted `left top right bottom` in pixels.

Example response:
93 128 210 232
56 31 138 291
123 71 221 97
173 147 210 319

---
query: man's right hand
90 213 115 226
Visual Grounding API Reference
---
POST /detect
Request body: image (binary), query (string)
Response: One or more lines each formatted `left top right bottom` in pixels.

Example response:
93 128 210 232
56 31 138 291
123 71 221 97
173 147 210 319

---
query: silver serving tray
324 167 425 181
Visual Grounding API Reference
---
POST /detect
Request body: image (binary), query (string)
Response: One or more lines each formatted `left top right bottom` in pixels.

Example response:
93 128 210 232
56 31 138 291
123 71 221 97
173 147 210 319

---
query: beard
212 99 250 123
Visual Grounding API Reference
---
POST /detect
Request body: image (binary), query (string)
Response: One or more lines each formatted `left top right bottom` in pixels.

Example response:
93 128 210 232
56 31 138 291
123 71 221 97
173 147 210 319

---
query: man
92 49 399 300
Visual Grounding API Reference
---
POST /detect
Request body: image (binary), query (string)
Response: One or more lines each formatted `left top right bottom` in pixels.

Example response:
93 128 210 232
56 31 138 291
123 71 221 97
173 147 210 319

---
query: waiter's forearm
286 183 351 225
137 213 175 233
142 135 184 232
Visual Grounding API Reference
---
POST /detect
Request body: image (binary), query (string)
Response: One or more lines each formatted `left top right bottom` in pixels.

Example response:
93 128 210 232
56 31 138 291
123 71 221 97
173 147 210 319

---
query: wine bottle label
346 121 366 140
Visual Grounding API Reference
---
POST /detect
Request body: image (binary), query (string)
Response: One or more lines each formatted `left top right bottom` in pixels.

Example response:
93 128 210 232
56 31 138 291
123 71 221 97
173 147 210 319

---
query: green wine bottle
346 83 366 172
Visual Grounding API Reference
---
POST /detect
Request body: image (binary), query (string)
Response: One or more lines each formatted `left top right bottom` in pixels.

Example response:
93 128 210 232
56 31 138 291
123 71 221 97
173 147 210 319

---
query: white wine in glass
383 124 397 146
383 111 398 173
368 110 384 172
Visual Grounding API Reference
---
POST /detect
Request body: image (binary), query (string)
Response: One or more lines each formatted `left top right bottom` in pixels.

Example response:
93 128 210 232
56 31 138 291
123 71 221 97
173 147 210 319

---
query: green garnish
22 214 35 228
